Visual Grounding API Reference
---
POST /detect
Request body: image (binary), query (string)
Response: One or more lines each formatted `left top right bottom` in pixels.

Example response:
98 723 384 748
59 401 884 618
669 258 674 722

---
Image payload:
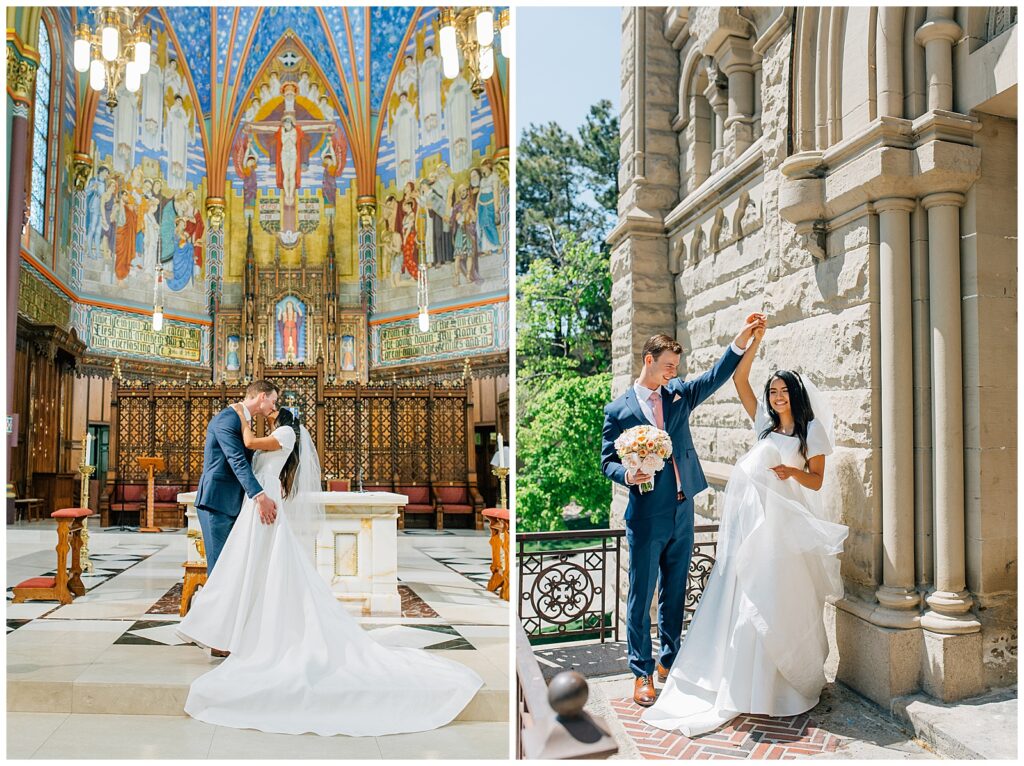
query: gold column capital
6 40 38 106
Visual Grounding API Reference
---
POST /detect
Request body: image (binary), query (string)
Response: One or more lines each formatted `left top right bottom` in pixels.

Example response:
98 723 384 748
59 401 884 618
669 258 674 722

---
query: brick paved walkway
610 698 842 760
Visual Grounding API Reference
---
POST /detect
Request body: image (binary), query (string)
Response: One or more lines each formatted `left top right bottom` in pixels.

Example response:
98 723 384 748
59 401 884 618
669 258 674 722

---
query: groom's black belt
677 491 687 502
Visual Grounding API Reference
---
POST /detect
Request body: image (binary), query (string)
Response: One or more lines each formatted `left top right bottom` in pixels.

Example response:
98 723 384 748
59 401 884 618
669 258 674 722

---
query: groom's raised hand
736 313 768 348
256 493 277 525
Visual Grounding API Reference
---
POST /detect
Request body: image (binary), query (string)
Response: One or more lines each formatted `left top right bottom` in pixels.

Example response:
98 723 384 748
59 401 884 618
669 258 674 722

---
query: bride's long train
641 436 847 737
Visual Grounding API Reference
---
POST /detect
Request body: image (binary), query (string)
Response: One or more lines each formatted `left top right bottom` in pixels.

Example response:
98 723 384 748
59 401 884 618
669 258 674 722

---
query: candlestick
78 433 96 573
493 466 509 511
498 433 505 468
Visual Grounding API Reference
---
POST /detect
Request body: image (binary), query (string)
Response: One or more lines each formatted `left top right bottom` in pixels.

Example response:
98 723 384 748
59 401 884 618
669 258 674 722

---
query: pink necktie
649 390 681 490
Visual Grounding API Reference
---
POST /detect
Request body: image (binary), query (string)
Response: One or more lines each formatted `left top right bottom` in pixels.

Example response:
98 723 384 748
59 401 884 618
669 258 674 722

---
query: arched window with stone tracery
29 16 56 236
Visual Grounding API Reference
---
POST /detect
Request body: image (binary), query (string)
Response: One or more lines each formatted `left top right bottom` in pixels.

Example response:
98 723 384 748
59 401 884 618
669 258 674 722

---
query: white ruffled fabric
177 426 482 736
642 408 847 737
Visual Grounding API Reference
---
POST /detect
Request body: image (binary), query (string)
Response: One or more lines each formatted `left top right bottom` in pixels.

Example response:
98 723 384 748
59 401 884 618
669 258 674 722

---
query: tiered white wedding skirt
177 473 482 737
642 436 847 737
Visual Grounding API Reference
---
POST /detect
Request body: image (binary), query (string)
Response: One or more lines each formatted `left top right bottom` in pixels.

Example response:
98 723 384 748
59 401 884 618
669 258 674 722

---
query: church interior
6 6 510 757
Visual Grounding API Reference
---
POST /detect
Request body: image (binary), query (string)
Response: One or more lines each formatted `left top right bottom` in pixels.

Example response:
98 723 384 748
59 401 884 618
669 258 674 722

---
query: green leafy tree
516 99 619 532
516 99 619 273
516 232 611 386
516 373 613 532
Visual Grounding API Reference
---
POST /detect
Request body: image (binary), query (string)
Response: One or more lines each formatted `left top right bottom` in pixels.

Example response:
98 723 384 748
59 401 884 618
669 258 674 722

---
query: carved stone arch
710 208 727 252
737 193 762 237
733 192 750 238
792 7 821 152
876 7 906 118
689 226 705 267
678 42 707 129
669 236 686 275
903 6 928 119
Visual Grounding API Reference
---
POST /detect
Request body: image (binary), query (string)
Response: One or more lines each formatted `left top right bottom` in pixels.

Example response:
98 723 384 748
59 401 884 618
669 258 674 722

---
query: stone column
920 191 980 636
915 13 961 112
874 197 920 625
876 8 905 118
717 40 755 161
910 205 934 590
356 196 377 316
703 71 728 172
7 40 36 470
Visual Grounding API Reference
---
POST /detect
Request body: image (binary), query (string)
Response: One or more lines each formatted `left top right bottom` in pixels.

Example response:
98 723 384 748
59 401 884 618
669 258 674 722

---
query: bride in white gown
177 406 483 737
642 326 848 737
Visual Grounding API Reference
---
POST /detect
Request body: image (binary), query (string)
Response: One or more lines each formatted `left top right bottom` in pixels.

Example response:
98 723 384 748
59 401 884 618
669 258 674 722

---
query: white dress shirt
625 339 748 485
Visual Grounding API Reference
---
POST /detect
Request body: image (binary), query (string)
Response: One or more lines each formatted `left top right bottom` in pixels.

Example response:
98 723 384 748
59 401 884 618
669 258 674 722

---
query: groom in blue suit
195 380 280 576
601 316 765 706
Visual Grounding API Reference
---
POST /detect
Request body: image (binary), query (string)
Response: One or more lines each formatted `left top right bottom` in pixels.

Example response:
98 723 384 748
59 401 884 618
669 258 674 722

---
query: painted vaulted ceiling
69 6 509 196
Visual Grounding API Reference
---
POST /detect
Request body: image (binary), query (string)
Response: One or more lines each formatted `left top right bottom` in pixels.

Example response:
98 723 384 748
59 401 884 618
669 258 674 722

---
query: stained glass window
29 20 53 235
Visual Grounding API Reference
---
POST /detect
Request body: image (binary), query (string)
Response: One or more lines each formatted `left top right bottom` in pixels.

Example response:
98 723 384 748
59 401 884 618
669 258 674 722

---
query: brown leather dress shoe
656 663 670 682
633 675 657 707
211 648 230 658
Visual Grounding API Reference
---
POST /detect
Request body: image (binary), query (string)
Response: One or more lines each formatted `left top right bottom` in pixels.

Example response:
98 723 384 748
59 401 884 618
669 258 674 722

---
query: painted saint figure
113 82 139 174
114 188 138 282
226 336 241 371
165 95 190 190
341 335 356 371
476 160 502 254
400 199 419 281
445 72 473 173
140 50 164 150
451 183 481 285
390 92 418 188
276 300 305 362
418 46 443 145
85 166 111 260
379 195 403 287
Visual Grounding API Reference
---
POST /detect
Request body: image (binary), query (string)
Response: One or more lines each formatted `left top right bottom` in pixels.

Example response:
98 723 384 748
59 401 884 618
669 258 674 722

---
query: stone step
8 643 508 723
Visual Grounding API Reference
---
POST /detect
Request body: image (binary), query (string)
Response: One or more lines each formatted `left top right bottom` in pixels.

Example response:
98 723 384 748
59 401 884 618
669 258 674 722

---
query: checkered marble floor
6 526 509 759
414 544 494 590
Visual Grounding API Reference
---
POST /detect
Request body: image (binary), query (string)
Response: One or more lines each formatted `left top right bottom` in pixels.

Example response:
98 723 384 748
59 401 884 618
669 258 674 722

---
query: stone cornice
779 114 981 231
664 136 764 233
753 9 793 56
606 208 668 247
663 7 689 50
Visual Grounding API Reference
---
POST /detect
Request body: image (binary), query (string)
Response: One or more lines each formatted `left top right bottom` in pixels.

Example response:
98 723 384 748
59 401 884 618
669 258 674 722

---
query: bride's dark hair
760 370 815 468
275 407 301 498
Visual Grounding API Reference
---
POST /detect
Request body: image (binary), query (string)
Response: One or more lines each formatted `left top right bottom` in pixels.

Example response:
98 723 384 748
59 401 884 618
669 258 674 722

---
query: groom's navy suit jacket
194 407 263 518
601 346 743 525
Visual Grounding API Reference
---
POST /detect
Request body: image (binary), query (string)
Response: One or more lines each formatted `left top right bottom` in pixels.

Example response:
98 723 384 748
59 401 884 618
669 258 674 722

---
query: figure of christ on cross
246 113 336 232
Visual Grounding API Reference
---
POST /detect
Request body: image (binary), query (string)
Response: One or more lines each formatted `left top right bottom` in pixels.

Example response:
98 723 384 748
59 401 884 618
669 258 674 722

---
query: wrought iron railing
518 525 720 644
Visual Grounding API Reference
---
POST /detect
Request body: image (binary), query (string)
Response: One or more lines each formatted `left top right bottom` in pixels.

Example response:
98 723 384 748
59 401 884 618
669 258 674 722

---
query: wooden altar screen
106 364 477 508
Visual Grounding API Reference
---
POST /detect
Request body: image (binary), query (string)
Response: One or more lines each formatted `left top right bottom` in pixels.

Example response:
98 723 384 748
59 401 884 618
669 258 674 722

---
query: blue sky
516 7 621 139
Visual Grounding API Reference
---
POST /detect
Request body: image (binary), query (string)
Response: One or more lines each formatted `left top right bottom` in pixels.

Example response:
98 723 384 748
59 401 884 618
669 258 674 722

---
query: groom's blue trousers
624 494 695 678
198 508 236 575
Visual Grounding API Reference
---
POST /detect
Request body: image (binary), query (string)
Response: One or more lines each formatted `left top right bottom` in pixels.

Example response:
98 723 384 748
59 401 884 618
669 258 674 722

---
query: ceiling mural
18 5 509 372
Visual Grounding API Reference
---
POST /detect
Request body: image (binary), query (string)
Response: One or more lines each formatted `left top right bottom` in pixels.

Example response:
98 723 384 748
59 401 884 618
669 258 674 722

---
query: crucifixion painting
247 111 336 234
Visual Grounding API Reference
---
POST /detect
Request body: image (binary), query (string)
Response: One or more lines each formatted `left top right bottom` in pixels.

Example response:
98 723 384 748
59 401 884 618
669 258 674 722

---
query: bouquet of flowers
614 424 673 494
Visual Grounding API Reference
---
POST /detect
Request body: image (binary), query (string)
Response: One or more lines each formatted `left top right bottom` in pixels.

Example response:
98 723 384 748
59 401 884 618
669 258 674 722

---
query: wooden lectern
137 457 166 533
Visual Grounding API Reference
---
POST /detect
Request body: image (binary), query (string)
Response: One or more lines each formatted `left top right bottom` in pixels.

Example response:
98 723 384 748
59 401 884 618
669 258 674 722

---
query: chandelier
73 7 152 111
438 7 512 97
